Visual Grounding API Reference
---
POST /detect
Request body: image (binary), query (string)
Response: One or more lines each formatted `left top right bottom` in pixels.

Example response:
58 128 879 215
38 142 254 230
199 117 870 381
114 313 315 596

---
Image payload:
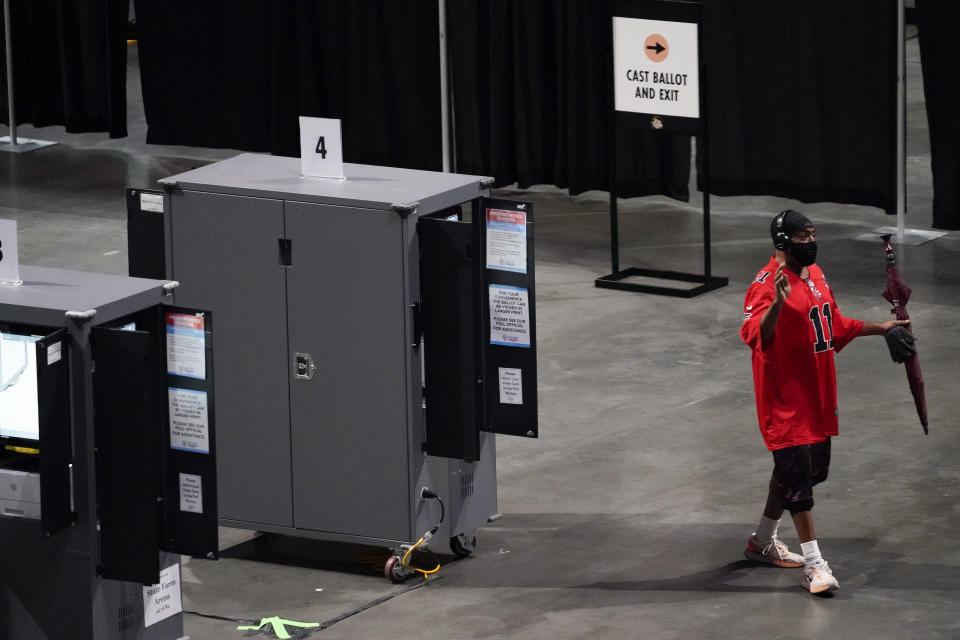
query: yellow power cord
400 536 441 577
4 445 39 455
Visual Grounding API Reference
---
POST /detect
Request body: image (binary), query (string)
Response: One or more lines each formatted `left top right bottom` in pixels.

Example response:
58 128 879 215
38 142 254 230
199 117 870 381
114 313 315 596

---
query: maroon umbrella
880 234 928 433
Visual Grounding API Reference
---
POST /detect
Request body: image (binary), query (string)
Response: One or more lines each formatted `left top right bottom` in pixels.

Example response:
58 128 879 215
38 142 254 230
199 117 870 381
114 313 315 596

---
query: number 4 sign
299 116 345 180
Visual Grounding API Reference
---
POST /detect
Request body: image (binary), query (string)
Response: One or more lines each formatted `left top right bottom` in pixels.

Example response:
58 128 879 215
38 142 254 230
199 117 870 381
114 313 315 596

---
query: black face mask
789 241 817 267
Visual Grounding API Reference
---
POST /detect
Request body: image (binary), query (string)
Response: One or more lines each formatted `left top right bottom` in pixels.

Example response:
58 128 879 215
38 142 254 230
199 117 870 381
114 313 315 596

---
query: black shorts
772 438 831 513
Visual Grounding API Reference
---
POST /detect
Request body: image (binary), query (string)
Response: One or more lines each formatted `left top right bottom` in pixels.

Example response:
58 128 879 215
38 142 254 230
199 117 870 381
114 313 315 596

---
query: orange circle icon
644 34 668 62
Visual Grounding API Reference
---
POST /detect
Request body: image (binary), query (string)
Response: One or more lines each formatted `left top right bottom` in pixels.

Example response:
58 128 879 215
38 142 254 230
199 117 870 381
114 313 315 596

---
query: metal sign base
0 136 57 153
596 267 728 298
854 226 948 246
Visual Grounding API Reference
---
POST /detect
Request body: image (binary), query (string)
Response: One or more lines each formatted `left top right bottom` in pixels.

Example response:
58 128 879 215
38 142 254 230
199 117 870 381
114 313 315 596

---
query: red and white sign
486 208 527 273
166 313 206 379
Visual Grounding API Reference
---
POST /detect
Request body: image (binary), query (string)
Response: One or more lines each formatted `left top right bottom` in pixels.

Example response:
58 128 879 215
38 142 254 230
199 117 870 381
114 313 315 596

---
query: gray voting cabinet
0 267 218 640
150 153 538 563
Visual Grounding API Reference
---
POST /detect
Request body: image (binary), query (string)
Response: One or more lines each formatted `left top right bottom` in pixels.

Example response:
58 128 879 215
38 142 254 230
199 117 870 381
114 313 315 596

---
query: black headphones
772 211 790 251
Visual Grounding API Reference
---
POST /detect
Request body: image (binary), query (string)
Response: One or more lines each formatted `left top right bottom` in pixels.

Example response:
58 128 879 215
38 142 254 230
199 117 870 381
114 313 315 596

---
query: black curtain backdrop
447 0 690 199
134 0 442 170
132 1 898 212
916 1 960 230
0 0 128 137
701 1 897 215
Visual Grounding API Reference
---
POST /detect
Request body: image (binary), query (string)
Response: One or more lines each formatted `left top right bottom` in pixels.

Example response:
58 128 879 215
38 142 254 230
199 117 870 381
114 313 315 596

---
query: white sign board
143 563 183 627
0 219 21 284
613 17 700 119
489 285 531 348
179 472 204 514
299 116 345 179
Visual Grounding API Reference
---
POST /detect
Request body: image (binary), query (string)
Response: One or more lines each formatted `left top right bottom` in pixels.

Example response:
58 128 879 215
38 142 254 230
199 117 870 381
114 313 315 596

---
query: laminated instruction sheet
489 284 531 348
168 387 210 453
486 208 527 273
166 313 206 379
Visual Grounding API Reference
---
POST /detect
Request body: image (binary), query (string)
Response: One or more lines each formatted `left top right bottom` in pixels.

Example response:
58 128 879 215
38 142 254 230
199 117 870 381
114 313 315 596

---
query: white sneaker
802 561 840 593
743 535 804 568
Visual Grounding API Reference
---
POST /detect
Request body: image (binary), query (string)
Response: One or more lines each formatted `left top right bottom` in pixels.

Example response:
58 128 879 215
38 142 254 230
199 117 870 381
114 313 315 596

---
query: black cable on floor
183 610 258 625
312 577 437 633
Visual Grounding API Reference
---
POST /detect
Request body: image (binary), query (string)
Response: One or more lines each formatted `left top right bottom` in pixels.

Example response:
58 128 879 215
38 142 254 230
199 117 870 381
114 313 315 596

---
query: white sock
754 515 780 543
800 540 823 566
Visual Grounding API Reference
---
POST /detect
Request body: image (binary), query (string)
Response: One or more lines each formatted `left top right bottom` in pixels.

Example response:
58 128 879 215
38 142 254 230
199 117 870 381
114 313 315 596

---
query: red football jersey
740 257 864 451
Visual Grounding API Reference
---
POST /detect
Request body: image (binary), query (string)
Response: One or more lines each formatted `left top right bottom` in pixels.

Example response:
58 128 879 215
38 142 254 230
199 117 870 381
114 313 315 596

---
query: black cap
771 210 814 247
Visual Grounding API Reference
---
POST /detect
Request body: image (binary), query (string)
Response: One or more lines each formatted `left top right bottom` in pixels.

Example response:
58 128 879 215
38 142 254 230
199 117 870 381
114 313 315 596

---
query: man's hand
760 264 790 347
773 264 791 305
877 319 910 333
884 324 917 363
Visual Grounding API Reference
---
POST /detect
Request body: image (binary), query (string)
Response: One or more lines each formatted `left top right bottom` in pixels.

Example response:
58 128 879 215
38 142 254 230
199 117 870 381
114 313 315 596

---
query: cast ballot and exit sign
613 17 699 120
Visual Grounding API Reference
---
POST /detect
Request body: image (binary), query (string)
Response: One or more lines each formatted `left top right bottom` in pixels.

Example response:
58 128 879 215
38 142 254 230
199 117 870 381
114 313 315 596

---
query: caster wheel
450 534 477 558
384 556 404 583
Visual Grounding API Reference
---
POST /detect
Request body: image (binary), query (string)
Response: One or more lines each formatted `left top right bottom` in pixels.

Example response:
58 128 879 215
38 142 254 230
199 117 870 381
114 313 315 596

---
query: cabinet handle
293 352 316 380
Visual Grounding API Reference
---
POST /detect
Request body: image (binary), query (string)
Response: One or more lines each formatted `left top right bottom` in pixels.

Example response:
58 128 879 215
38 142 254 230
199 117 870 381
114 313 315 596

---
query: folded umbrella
880 234 928 434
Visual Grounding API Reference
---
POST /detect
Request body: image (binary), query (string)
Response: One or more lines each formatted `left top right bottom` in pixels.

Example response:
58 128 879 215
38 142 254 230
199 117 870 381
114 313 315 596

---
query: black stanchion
595 0 727 298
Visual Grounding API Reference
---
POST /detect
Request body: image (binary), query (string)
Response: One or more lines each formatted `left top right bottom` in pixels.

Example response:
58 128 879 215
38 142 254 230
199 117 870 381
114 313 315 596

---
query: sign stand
595 0 726 297
1 0 56 153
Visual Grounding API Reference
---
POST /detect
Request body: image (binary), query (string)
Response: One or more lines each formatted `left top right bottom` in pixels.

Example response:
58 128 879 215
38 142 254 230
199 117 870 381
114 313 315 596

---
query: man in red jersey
739 210 910 594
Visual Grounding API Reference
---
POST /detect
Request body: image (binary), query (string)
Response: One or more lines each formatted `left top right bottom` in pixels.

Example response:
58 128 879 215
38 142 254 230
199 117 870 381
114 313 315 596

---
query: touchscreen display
0 332 42 441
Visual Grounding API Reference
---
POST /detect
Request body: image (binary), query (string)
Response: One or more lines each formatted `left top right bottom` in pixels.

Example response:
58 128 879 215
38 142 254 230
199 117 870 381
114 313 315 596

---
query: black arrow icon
646 42 665 55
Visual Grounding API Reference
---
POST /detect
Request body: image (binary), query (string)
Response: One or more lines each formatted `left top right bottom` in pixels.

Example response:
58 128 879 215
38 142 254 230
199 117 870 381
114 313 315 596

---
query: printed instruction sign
498 367 523 405
486 208 527 273
0 219 21 284
143 563 183 628
489 285 531 348
168 387 210 453
179 473 204 514
613 17 700 119
166 313 206 379
299 116 345 179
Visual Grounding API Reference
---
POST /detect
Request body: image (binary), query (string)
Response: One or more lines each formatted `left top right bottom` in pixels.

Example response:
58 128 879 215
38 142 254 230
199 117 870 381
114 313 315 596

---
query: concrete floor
2 30 959 640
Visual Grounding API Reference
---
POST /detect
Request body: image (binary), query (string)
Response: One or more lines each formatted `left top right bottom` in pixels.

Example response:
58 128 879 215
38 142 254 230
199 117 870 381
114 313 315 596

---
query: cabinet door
159 306 218 559
285 202 410 540
35 330 72 536
170 190 293 527
418 216 481 461
92 325 162 584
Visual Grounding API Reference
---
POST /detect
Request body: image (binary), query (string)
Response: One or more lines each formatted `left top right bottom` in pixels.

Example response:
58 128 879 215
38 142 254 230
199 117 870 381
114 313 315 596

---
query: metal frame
596 0 726 297
1 0 56 153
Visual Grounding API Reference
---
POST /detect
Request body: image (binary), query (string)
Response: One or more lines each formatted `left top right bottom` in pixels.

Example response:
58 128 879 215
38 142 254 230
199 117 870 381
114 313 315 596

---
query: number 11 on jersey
808 303 834 353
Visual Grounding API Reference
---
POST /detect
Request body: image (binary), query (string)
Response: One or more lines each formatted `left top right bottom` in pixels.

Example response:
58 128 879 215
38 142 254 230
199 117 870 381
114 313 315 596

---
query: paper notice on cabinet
168 387 209 454
489 285 530 348
143 563 182 627
498 367 523 404
486 208 527 273
179 473 203 514
166 313 205 379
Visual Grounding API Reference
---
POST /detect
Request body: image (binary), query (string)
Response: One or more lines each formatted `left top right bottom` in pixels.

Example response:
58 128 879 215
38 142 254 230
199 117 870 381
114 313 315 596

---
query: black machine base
595 267 728 298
